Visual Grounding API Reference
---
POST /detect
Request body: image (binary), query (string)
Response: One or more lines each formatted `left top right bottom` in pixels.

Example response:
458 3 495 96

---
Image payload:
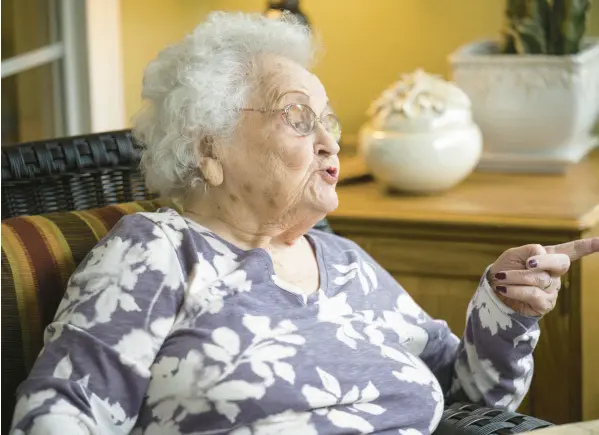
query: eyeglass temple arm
239 108 274 113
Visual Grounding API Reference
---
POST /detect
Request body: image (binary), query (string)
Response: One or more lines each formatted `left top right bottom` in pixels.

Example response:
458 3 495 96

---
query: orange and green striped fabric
0 198 180 431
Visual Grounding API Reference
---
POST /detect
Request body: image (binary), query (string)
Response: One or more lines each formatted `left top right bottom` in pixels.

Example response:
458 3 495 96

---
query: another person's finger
545 237 599 262
525 253 570 276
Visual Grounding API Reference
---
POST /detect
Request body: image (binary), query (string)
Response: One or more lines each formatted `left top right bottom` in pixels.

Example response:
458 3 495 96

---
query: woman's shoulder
72 208 190 292
105 207 190 246
308 227 367 255
309 226 390 270
136 207 189 229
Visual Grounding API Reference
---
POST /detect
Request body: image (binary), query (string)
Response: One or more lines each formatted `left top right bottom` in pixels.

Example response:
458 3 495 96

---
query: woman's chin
314 191 339 214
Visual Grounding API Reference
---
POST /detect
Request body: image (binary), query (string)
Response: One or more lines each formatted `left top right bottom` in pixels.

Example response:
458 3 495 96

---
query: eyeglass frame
239 103 342 142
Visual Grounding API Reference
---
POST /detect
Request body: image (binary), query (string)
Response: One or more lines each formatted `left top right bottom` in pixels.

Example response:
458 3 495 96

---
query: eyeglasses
241 104 342 142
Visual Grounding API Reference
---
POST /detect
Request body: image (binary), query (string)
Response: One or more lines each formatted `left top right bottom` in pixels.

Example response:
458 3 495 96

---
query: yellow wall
121 0 599 139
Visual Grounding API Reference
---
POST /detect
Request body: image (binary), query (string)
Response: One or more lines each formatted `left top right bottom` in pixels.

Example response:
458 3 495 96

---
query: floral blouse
11 209 539 435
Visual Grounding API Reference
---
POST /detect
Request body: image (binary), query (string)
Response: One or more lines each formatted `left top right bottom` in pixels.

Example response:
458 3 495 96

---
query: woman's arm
417 270 539 410
339 238 540 411
10 214 186 434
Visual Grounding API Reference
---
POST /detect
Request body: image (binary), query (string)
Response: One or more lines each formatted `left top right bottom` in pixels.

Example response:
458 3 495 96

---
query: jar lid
368 69 473 131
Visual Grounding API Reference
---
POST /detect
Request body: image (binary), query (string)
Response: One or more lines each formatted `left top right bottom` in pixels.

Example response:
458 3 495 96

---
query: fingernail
496 285 507 293
528 259 538 268
495 272 507 280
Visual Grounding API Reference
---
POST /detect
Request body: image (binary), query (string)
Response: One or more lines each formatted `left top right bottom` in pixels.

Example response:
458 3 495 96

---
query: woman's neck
183 192 322 251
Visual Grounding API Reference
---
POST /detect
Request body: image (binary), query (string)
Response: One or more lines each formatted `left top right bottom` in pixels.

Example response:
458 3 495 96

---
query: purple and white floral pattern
11 209 539 435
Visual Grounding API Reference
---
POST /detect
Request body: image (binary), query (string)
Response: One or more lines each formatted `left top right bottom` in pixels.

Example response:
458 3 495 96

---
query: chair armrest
434 403 553 434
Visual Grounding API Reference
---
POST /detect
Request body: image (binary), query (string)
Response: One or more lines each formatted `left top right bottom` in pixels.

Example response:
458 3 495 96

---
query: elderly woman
11 12 598 435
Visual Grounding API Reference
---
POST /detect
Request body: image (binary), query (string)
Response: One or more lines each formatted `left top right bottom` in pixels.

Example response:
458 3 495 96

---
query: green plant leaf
516 18 549 53
560 0 591 54
501 0 592 55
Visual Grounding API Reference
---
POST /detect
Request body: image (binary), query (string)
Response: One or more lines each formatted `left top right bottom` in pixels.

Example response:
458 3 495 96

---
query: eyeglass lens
284 104 341 141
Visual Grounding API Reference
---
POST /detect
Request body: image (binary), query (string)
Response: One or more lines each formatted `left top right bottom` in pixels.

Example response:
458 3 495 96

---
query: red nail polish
495 272 507 280
528 259 538 268
496 285 507 293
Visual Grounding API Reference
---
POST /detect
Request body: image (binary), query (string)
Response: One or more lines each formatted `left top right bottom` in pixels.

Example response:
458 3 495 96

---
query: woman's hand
487 237 599 316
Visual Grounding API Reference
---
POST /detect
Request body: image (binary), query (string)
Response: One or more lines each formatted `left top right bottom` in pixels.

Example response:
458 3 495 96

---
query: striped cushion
0 199 180 431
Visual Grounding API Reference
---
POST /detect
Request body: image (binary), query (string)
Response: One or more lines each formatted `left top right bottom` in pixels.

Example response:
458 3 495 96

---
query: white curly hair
132 11 317 199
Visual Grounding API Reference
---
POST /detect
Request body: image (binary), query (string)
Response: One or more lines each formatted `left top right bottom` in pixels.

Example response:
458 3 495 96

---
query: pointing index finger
545 237 599 262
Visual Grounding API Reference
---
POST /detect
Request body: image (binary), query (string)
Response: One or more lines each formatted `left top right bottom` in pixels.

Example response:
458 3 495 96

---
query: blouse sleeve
11 214 186 435
417 269 540 410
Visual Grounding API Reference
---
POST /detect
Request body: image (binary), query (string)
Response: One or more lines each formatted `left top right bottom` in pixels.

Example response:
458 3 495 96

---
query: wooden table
329 149 599 424
534 420 599 434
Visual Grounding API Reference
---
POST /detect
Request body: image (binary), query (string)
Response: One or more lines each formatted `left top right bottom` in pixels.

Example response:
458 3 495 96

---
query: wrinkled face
220 55 341 225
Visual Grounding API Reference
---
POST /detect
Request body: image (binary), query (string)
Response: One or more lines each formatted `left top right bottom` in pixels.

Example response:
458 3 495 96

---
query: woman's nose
314 123 340 156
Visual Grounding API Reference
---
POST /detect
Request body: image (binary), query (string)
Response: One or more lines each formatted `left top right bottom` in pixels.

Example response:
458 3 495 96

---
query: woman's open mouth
320 166 339 184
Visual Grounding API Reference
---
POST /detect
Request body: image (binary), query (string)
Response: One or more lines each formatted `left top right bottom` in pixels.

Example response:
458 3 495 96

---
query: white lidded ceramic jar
359 70 482 194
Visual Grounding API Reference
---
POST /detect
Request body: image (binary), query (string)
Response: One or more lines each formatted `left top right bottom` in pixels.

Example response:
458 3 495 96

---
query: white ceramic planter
359 123 482 194
449 38 599 173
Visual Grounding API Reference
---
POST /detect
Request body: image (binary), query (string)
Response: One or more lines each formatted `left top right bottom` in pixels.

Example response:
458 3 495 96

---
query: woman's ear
196 136 224 187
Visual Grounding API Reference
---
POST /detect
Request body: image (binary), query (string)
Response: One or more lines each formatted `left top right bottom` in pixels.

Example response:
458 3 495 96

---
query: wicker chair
0 130 553 434
1 129 152 219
